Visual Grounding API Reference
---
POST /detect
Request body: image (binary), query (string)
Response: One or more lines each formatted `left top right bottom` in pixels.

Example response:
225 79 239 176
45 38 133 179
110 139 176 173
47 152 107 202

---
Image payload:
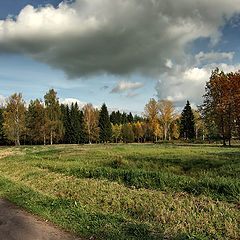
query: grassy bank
0 144 239 239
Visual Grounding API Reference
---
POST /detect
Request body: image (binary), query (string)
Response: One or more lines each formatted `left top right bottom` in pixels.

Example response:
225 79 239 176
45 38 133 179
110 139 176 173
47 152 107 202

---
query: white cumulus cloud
156 61 240 107
59 98 87 108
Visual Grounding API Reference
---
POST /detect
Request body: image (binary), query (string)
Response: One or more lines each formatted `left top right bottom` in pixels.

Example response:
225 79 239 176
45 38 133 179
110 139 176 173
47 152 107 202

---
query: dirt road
0 197 82 240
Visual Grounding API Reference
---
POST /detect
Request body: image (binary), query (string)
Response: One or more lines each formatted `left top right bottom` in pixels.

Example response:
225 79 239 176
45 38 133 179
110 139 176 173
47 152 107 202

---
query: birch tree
3 93 26 145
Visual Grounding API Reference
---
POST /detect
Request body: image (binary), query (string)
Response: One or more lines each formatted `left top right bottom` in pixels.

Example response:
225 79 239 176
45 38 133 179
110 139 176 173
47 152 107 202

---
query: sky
1 0 240 114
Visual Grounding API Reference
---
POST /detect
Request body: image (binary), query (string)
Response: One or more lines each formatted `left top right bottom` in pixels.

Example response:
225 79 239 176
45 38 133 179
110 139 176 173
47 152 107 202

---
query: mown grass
0 144 239 239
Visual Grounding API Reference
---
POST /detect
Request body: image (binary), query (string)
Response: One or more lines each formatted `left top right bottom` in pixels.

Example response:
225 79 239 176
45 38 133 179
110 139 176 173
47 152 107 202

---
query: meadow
0 143 239 239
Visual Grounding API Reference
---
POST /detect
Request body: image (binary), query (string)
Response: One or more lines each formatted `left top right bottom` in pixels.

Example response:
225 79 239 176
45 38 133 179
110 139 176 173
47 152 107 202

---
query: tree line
1 67 238 146
0 88 198 145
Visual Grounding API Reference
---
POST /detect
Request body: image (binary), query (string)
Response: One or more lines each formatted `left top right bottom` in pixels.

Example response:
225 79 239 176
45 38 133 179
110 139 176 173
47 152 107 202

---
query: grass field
0 144 239 239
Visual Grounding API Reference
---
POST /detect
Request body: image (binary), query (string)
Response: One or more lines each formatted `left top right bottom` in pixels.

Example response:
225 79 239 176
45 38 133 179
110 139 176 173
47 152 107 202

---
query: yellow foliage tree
83 103 99 144
112 123 122 143
158 100 177 140
3 93 26 145
132 121 143 142
144 98 159 141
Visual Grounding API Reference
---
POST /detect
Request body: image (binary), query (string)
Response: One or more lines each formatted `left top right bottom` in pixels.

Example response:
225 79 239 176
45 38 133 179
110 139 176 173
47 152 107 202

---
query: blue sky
0 0 240 113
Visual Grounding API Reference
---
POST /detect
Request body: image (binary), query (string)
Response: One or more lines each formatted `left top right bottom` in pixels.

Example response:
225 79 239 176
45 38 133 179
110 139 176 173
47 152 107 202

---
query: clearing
0 144 239 239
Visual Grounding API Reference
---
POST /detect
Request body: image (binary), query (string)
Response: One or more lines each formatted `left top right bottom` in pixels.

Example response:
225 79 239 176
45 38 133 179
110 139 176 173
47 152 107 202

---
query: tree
44 89 63 145
201 68 235 145
193 109 206 140
0 107 6 145
26 99 48 144
158 100 177 140
170 121 180 140
133 114 144 123
98 103 112 143
153 122 163 142
110 111 117 125
121 123 134 143
61 104 71 144
83 103 99 144
121 112 128 124
132 121 143 142
69 103 86 144
111 123 122 143
115 111 122 125
144 98 159 141
127 112 134 123
3 93 26 145
180 101 195 139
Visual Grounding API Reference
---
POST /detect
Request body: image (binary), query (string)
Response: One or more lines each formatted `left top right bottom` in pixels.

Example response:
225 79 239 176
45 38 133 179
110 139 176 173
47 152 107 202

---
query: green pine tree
99 103 112 143
127 112 134 123
180 100 195 139
70 103 86 144
121 112 128 124
61 104 71 144
115 111 122 125
110 111 117 124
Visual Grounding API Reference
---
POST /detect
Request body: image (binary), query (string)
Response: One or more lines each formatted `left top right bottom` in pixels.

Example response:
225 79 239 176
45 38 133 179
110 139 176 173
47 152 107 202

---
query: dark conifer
180 100 195 139
99 103 112 143
110 111 117 124
121 112 128 124
115 111 122 125
127 112 134 123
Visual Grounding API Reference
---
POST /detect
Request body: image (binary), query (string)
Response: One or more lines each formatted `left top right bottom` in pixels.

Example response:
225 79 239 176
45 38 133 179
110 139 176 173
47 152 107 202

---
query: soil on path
0 197 83 240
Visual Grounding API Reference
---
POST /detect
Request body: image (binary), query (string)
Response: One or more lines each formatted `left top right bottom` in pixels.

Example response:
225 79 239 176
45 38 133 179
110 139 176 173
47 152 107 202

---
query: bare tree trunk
50 130 53 145
16 138 20 146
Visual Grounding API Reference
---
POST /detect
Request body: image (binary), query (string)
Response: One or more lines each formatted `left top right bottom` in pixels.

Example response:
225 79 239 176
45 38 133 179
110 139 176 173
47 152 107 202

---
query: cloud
111 81 144 93
0 0 240 78
195 51 234 65
59 98 86 108
156 61 240 107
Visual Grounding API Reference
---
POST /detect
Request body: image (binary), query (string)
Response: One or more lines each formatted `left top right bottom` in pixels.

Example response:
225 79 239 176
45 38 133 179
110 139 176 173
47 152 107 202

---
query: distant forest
1 68 240 146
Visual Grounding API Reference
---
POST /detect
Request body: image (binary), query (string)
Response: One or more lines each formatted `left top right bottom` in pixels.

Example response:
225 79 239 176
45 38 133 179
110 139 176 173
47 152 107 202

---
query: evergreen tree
127 112 134 123
99 103 112 143
110 111 117 124
115 111 122 125
61 104 71 143
133 114 144 123
121 112 128 124
78 110 87 143
180 100 195 139
70 103 86 144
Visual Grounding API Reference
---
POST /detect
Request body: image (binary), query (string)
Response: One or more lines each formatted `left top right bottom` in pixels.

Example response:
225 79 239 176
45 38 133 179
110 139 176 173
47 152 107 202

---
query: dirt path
0 197 83 240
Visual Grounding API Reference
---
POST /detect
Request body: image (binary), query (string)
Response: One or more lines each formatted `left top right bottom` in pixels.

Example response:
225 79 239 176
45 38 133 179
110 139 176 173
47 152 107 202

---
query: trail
0 197 82 240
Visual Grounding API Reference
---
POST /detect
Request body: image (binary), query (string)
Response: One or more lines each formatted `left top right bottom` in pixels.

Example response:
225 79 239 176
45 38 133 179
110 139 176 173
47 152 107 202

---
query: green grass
0 144 239 239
